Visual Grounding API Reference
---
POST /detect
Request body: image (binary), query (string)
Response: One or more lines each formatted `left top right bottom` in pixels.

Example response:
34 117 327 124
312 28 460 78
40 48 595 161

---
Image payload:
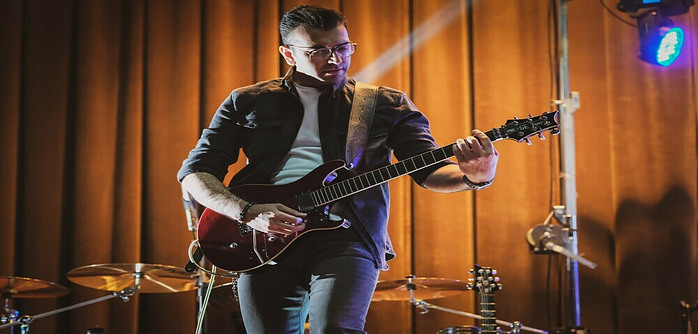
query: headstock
467 264 501 295
487 111 560 145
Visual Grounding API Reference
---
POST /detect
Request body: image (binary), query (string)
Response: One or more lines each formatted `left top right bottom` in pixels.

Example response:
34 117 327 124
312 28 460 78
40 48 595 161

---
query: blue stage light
636 10 686 66
617 0 692 66
656 27 684 66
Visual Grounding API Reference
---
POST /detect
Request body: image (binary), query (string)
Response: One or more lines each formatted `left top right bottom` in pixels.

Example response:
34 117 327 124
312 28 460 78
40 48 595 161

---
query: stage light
617 0 693 66
636 10 685 66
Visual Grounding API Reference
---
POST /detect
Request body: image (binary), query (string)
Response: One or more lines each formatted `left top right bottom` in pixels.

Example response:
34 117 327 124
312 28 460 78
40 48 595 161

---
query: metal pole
556 0 582 327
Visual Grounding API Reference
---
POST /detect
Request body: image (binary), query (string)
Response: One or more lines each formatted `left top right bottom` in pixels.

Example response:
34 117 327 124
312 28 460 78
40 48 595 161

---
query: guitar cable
187 240 238 278
194 265 217 334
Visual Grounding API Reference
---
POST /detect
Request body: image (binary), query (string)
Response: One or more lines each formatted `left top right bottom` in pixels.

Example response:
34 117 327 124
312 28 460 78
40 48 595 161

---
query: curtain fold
1 0 696 333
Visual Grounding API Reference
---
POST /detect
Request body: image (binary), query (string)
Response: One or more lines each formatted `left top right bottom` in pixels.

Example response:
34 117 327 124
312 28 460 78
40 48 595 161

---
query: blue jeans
237 226 380 334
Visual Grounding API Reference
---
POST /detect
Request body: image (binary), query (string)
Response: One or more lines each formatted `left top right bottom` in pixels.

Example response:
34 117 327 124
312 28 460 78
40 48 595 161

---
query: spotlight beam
354 0 468 83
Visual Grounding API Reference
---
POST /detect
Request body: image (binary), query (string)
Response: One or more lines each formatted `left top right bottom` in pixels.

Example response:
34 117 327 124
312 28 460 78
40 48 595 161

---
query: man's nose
327 50 343 64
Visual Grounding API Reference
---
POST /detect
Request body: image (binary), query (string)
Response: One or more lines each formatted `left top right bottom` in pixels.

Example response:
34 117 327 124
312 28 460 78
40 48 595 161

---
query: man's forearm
422 164 473 193
181 172 247 220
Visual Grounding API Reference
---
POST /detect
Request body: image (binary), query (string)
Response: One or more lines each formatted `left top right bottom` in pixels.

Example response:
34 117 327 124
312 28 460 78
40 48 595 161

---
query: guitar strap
345 82 378 170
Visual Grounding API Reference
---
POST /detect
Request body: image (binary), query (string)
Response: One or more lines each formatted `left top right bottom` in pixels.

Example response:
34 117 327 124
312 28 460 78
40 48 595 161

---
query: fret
434 148 447 161
405 158 415 171
330 186 338 199
379 168 390 180
364 174 372 187
388 165 400 179
311 192 319 206
348 181 355 194
396 162 407 174
339 182 347 195
371 171 380 183
357 175 365 189
350 178 358 192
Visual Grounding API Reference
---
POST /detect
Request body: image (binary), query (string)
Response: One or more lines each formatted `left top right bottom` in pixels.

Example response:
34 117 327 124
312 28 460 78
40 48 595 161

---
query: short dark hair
279 5 347 44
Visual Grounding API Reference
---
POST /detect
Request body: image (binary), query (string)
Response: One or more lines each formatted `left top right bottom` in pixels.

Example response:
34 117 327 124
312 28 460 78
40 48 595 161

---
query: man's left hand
453 129 499 183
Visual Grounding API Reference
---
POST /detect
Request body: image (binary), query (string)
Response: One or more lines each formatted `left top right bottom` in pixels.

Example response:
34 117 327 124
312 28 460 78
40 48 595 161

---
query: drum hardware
1 276 71 334
0 275 134 334
0 263 199 333
372 276 470 302
681 300 697 334
372 275 547 334
66 263 200 293
526 225 596 270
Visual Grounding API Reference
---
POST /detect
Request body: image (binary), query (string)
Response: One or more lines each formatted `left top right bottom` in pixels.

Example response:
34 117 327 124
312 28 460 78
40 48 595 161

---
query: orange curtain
1 0 696 333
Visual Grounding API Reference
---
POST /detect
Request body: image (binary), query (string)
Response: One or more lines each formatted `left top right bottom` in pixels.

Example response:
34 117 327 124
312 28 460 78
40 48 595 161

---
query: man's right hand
241 203 307 236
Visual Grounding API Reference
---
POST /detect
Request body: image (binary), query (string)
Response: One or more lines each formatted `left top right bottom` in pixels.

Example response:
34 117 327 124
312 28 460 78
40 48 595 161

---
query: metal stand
404 276 547 334
681 300 697 334
554 0 587 329
0 288 135 333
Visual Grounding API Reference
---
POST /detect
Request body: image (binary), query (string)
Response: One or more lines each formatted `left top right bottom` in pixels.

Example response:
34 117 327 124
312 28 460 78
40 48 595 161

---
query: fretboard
307 129 505 208
480 293 497 333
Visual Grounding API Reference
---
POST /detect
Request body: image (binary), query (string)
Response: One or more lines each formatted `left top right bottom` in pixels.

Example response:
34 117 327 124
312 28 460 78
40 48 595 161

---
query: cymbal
372 277 470 302
67 263 199 293
0 276 70 299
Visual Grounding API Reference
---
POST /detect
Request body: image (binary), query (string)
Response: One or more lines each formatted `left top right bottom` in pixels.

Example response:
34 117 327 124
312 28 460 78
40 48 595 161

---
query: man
178 5 498 333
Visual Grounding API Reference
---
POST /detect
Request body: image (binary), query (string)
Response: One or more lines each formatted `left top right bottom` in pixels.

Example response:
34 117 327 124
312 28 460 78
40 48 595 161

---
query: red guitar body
196 160 348 272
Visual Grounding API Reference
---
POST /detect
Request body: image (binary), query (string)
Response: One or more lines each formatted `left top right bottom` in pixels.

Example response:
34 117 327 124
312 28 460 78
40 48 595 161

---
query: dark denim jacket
178 70 449 270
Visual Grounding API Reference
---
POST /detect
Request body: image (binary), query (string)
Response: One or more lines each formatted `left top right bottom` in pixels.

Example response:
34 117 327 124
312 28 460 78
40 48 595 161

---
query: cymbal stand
0 287 136 333
681 300 697 334
1 296 20 334
405 276 545 334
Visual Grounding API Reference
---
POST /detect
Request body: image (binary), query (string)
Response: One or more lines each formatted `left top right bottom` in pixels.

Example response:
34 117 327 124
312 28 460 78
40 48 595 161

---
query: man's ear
279 45 296 66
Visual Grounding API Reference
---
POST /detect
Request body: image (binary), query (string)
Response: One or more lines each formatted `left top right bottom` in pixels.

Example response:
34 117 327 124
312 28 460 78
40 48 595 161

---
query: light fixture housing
636 10 685 66
618 0 693 15
617 0 693 66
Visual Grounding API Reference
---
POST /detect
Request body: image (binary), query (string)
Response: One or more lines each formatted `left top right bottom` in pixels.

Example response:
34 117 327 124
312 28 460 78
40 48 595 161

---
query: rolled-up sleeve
387 93 453 187
177 91 242 182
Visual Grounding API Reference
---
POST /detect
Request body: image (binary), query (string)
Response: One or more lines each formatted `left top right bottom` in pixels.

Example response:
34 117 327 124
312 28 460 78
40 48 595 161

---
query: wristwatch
462 175 493 190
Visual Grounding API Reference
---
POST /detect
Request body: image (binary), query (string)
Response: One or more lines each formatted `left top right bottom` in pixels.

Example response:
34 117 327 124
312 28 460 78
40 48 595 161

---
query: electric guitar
196 111 560 272
468 264 502 334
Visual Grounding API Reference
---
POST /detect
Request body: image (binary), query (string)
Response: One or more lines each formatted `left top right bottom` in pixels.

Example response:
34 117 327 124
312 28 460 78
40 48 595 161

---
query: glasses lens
336 44 355 57
309 48 332 61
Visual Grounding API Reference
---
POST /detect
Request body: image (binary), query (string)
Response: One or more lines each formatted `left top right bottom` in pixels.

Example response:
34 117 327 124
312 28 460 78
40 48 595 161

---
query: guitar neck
306 129 505 208
480 293 498 333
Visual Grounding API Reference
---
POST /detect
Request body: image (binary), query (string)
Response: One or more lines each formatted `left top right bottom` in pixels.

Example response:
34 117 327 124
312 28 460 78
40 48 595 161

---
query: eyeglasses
287 42 357 62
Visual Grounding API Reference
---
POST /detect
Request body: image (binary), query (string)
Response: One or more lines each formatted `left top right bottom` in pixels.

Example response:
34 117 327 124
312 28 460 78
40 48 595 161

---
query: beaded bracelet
239 201 256 221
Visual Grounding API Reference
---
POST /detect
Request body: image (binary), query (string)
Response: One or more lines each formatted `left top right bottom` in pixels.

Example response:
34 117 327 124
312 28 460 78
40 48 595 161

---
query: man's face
279 24 352 86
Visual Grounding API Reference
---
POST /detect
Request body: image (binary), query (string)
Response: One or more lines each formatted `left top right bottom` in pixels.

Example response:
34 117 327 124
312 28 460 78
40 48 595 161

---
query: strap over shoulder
346 82 378 170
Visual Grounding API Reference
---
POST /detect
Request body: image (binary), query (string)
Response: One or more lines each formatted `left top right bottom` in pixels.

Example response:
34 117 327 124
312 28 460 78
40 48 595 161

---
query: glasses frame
286 42 357 61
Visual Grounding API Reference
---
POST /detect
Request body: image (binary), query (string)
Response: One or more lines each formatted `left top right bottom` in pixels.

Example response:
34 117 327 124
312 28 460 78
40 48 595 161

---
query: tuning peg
525 138 532 146
528 113 533 118
551 129 560 135
538 133 546 140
